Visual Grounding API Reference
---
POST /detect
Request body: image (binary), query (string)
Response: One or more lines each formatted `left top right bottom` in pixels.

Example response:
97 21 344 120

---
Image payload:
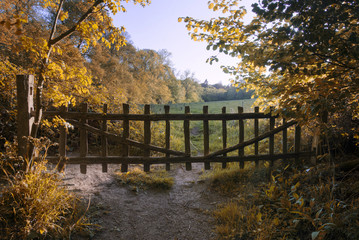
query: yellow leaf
273 218 280 226
209 3 214 9
178 17 182 23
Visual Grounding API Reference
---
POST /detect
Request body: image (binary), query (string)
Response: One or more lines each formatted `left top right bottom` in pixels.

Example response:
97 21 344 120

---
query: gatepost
16 75 34 159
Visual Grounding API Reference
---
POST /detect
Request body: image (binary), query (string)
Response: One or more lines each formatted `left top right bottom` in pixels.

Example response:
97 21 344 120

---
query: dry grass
201 162 267 195
0 138 89 239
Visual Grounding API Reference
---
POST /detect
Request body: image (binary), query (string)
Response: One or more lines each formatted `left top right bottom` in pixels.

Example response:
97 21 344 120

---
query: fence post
58 105 68 171
16 75 34 160
121 103 129 172
295 124 301 165
144 104 151 172
269 107 275 164
184 106 191 170
80 103 88 174
238 107 244 169
268 107 275 179
203 106 210 170
101 104 108 172
165 105 171 171
222 107 227 169
282 118 288 166
254 107 259 167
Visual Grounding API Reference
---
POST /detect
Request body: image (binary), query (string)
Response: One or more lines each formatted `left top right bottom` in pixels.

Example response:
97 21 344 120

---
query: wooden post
101 104 108 173
295 123 301 165
80 103 88 174
238 107 244 169
282 118 288 155
16 75 34 160
144 104 151 172
165 105 171 171
254 107 259 167
268 107 275 179
203 106 210 170
222 107 227 169
184 106 191 170
58 105 68 172
269 108 275 162
121 103 129 172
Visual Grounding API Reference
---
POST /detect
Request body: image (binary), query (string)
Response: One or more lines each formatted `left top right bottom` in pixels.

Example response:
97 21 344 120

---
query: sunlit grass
0 138 90 239
201 163 267 195
0 160 88 239
115 167 174 190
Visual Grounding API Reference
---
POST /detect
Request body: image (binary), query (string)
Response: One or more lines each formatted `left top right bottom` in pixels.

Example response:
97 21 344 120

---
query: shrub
212 164 359 240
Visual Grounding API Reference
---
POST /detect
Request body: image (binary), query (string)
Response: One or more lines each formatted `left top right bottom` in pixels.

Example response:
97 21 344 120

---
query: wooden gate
43 103 312 174
16 75 312 174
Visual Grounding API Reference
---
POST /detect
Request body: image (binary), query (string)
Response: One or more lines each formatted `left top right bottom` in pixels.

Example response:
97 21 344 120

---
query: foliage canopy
182 0 359 132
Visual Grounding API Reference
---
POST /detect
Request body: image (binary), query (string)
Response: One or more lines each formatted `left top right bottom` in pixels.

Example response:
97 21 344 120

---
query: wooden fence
16 75 312 174
42 103 312 174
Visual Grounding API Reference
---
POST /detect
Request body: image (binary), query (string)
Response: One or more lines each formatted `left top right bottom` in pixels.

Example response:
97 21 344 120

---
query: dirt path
61 163 229 240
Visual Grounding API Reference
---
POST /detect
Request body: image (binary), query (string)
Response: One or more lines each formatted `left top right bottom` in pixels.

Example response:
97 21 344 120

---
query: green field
150 99 257 114
120 99 297 158
144 99 295 157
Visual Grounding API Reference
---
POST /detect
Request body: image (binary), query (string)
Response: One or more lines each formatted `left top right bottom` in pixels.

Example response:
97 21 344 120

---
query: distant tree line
200 80 253 102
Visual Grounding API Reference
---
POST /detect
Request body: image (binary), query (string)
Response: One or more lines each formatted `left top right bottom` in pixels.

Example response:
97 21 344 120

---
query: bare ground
60 163 230 240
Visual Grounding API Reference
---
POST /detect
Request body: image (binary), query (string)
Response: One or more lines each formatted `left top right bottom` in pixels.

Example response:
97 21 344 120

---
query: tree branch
47 0 64 59
48 0 104 47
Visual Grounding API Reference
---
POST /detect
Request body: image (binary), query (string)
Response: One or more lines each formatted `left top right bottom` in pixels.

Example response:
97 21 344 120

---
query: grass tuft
115 167 174 190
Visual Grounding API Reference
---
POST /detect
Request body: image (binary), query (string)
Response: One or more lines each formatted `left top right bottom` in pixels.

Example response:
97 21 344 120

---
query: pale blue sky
113 0 255 85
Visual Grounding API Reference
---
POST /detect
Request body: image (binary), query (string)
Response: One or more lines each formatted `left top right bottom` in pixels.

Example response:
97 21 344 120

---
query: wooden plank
101 104 108 173
295 123 301 165
165 105 171 171
207 120 297 158
58 105 68 172
43 111 275 121
144 104 151 172
46 152 313 165
80 103 88 174
238 107 244 169
121 103 129 172
184 106 191 170
203 106 210 170
254 107 259 167
222 107 227 169
67 119 186 156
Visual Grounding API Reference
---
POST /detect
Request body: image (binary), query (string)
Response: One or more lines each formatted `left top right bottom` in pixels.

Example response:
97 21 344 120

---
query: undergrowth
115 167 174 191
0 138 89 239
210 162 359 240
201 162 267 195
